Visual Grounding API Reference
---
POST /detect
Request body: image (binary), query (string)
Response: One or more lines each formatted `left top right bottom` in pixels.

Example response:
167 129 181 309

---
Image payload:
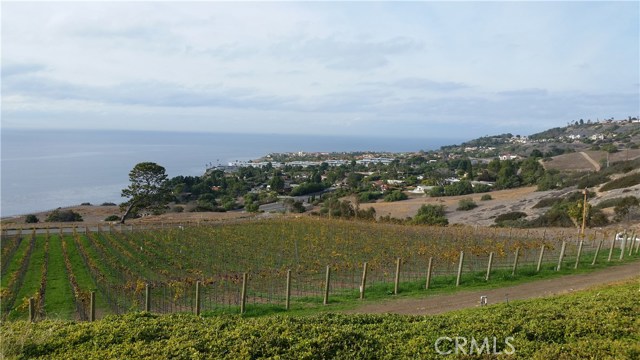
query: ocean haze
0 128 460 217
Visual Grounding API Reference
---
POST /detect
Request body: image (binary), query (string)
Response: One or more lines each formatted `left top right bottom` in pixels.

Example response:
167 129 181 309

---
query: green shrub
357 191 383 203
590 208 609 227
3 281 637 359
290 182 327 196
480 194 492 201
600 173 640 192
495 211 527 223
594 197 635 209
45 209 83 222
575 172 610 189
444 181 473 196
104 215 120 222
613 196 640 222
526 207 574 228
413 204 448 225
384 190 408 202
533 197 561 209
457 198 477 211
472 184 492 193
24 214 39 223
429 186 444 197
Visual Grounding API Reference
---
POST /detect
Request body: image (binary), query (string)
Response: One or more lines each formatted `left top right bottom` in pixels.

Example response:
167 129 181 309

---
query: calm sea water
1 129 461 217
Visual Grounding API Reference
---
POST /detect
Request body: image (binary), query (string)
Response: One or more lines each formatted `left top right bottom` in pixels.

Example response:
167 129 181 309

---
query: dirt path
579 151 601 171
348 261 640 315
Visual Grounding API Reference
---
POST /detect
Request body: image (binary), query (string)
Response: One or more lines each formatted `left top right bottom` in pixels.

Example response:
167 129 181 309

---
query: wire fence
2 222 639 321
76 233 640 317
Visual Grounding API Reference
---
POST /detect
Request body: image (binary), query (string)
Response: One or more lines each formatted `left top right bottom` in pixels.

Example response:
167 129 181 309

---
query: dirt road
579 151 601 171
348 261 640 315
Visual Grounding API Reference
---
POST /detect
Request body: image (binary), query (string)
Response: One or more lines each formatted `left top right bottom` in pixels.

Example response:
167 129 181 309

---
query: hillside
445 120 640 158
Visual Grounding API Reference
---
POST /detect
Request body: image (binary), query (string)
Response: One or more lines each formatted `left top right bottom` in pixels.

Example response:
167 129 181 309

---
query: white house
412 185 433 194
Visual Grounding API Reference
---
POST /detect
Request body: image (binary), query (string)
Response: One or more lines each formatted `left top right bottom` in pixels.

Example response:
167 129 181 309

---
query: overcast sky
2 1 639 139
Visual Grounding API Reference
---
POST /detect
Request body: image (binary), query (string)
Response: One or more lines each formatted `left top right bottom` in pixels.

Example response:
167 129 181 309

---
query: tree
268 173 285 193
120 162 171 223
568 200 592 228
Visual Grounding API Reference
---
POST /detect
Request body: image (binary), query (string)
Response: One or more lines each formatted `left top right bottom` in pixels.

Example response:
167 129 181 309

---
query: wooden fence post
195 281 201 316
285 269 291 310
574 241 584 269
360 262 368 300
323 266 331 305
536 245 545 272
90 292 96 322
608 236 616 262
628 232 636 256
512 247 520 276
634 234 640 255
619 234 627 260
145 283 150 312
240 273 247 314
394 258 401 295
425 257 433 290
485 252 494 281
592 240 603 265
28 297 35 322
456 251 464 287
557 241 566 271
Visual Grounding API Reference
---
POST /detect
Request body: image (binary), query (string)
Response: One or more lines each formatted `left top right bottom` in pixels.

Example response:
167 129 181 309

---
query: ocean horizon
1 128 464 217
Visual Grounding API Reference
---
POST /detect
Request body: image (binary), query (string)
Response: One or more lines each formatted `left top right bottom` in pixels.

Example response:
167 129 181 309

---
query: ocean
1 129 462 217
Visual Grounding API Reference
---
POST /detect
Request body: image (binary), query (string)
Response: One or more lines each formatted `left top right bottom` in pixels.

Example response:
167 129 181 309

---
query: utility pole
581 188 588 237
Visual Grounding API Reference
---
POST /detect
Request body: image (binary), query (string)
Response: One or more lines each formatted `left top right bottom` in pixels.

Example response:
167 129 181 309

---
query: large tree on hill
120 162 171 223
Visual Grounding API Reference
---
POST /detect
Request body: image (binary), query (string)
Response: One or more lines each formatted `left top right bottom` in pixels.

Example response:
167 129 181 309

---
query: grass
0 236 32 289
198 249 640 318
76 234 122 284
44 235 75 320
7 236 47 320
63 236 110 313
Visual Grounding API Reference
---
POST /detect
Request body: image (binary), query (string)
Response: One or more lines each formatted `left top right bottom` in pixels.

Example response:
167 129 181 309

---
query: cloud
2 2 638 139
497 88 549 97
269 35 423 70
1 63 48 77
362 78 469 92
2 74 299 110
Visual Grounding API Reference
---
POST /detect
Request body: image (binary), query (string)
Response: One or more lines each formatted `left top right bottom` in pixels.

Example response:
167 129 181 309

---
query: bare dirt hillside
543 149 640 172
358 186 576 227
0 205 260 229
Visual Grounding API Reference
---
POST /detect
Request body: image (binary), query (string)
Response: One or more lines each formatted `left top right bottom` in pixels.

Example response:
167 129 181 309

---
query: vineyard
1 217 639 321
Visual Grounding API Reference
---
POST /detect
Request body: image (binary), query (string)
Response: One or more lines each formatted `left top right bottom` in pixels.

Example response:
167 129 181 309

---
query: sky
1 1 639 139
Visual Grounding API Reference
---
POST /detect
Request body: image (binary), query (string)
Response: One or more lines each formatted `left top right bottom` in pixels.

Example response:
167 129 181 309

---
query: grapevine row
71 232 121 313
1 231 25 277
0 233 36 318
61 237 89 320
